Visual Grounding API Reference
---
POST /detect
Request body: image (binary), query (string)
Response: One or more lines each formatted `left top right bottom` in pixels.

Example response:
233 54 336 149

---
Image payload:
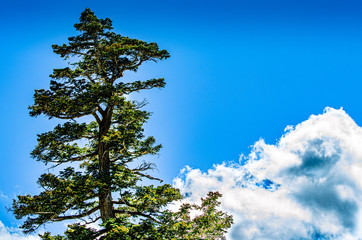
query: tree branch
114 209 160 223
55 112 92 120
133 172 163 182
80 215 101 225
46 152 97 164
120 56 146 74
97 105 105 116
92 112 101 123
84 71 96 84
52 206 100 221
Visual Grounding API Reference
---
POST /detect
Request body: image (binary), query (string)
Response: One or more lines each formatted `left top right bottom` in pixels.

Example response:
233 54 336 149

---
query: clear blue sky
1 0 362 235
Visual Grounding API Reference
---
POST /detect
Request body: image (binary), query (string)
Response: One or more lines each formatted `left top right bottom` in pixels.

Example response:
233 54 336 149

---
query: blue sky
2 0 362 239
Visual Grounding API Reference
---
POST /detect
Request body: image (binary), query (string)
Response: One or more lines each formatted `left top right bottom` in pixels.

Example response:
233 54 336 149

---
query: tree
12 9 233 239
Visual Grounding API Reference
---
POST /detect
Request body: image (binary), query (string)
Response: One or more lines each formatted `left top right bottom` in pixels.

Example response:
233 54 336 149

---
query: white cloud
0 221 39 240
173 107 362 239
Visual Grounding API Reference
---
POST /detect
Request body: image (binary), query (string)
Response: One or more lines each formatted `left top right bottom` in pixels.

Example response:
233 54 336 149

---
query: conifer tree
12 9 233 239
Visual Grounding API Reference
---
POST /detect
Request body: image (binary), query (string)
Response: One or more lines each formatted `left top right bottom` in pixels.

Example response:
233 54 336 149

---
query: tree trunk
98 106 115 222
99 142 115 222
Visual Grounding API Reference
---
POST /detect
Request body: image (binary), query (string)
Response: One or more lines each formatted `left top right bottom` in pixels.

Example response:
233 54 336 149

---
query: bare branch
133 172 163 182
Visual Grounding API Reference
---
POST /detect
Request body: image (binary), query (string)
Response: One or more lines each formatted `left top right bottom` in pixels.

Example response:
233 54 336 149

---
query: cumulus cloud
173 107 362 239
0 221 39 240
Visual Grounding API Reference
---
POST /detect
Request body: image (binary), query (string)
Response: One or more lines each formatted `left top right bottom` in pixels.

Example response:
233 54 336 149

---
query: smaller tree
12 8 233 239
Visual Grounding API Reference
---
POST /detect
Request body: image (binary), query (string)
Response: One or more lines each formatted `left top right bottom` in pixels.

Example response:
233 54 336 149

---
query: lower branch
114 209 160 223
52 206 100 221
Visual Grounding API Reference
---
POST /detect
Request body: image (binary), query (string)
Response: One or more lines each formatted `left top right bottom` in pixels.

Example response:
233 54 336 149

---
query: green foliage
12 8 233 239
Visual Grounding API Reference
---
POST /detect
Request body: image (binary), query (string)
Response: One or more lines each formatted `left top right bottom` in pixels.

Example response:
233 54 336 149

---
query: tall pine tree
13 9 233 239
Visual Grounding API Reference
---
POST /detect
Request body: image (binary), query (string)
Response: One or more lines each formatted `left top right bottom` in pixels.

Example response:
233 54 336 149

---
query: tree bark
98 105 115 222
